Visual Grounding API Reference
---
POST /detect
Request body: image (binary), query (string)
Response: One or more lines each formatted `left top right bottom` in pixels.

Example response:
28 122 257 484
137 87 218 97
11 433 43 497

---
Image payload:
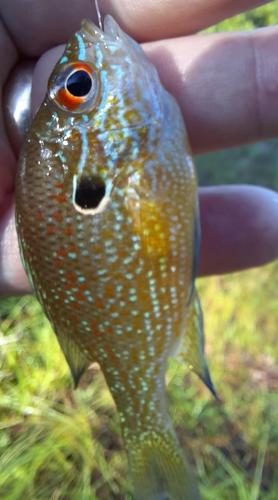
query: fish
16 15 217 500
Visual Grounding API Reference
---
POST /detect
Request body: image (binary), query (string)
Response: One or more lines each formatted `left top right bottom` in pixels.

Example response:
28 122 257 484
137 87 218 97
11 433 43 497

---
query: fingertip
199 185 278 275
0 202 32 296
31 46 64 115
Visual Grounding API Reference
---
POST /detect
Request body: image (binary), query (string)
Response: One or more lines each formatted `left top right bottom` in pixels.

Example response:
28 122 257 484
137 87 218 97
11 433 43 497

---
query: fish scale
16 15 216 500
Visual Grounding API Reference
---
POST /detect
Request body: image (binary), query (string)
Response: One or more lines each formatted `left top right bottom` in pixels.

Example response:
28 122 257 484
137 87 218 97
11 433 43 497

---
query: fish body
16 16 213 499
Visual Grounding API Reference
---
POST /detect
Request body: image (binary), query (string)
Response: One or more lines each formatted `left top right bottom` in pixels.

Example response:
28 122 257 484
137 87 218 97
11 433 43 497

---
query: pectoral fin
180 289 219 400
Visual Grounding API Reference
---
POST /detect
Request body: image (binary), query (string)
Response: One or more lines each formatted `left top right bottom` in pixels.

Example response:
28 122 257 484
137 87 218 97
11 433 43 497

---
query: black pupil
66 70 92 97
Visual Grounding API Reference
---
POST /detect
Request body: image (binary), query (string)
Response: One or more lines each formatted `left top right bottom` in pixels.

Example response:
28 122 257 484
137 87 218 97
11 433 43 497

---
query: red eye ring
50 62 99 113
56 88 85 111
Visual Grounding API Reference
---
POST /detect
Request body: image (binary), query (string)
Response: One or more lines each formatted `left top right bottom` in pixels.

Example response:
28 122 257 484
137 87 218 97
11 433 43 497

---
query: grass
196 139 278 189
1 3 278 499
1 263 277 499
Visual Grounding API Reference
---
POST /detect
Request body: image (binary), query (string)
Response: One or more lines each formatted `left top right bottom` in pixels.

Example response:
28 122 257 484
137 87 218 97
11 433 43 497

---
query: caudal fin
128 429 200 500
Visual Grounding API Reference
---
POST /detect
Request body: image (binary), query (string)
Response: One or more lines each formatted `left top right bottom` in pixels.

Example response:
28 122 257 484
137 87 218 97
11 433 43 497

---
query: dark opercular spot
66 70 92 97
75 175 106 210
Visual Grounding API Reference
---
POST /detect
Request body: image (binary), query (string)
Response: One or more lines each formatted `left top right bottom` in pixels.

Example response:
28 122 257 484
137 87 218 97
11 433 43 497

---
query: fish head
48 15 162 129
36 16 163 214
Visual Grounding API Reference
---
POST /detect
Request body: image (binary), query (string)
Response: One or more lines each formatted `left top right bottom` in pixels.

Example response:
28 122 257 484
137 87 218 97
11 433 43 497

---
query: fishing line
93 0 103 30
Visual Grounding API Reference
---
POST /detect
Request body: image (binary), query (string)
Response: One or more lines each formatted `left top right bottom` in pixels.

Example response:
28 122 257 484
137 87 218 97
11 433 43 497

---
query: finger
199 185 278 276
29 26 278 154
0 19 17 208
1 186 277 296
0 0 270 55
103 0 271 42
146 26 278 152
0 202 30 296
4 62 35 156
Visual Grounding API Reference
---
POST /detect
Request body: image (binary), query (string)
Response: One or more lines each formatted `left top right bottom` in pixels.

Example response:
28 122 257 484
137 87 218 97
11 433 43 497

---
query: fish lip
103 15 122 38
81 15 121 43
80 18 106 39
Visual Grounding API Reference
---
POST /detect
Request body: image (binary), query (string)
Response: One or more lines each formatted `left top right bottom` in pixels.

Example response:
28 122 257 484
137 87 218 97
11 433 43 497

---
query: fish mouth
103 15 123 38
81 15 123 43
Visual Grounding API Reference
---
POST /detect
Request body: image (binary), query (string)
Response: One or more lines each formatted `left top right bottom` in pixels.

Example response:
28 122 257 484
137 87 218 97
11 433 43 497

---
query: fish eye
66 70 93 97
50 62 99 112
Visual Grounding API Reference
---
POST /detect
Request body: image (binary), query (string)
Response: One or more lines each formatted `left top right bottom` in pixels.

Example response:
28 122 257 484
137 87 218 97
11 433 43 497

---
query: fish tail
127 428 200 500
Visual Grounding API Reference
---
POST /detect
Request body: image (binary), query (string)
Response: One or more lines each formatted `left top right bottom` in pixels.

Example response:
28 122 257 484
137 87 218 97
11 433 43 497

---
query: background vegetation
1 3 278 499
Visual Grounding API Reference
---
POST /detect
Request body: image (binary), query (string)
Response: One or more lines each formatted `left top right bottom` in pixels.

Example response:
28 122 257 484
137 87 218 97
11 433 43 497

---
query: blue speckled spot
78 276 86 283
60 56 68 64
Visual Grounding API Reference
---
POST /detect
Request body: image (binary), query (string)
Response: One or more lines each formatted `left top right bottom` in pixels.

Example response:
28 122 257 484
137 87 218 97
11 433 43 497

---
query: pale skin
0 0 278 296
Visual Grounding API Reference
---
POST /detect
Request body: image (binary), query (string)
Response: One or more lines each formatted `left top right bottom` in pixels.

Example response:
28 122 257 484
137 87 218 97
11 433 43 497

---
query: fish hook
93 0 103 31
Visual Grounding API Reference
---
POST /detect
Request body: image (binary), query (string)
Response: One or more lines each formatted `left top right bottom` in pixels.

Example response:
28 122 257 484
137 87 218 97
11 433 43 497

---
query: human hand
1 0 278 296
